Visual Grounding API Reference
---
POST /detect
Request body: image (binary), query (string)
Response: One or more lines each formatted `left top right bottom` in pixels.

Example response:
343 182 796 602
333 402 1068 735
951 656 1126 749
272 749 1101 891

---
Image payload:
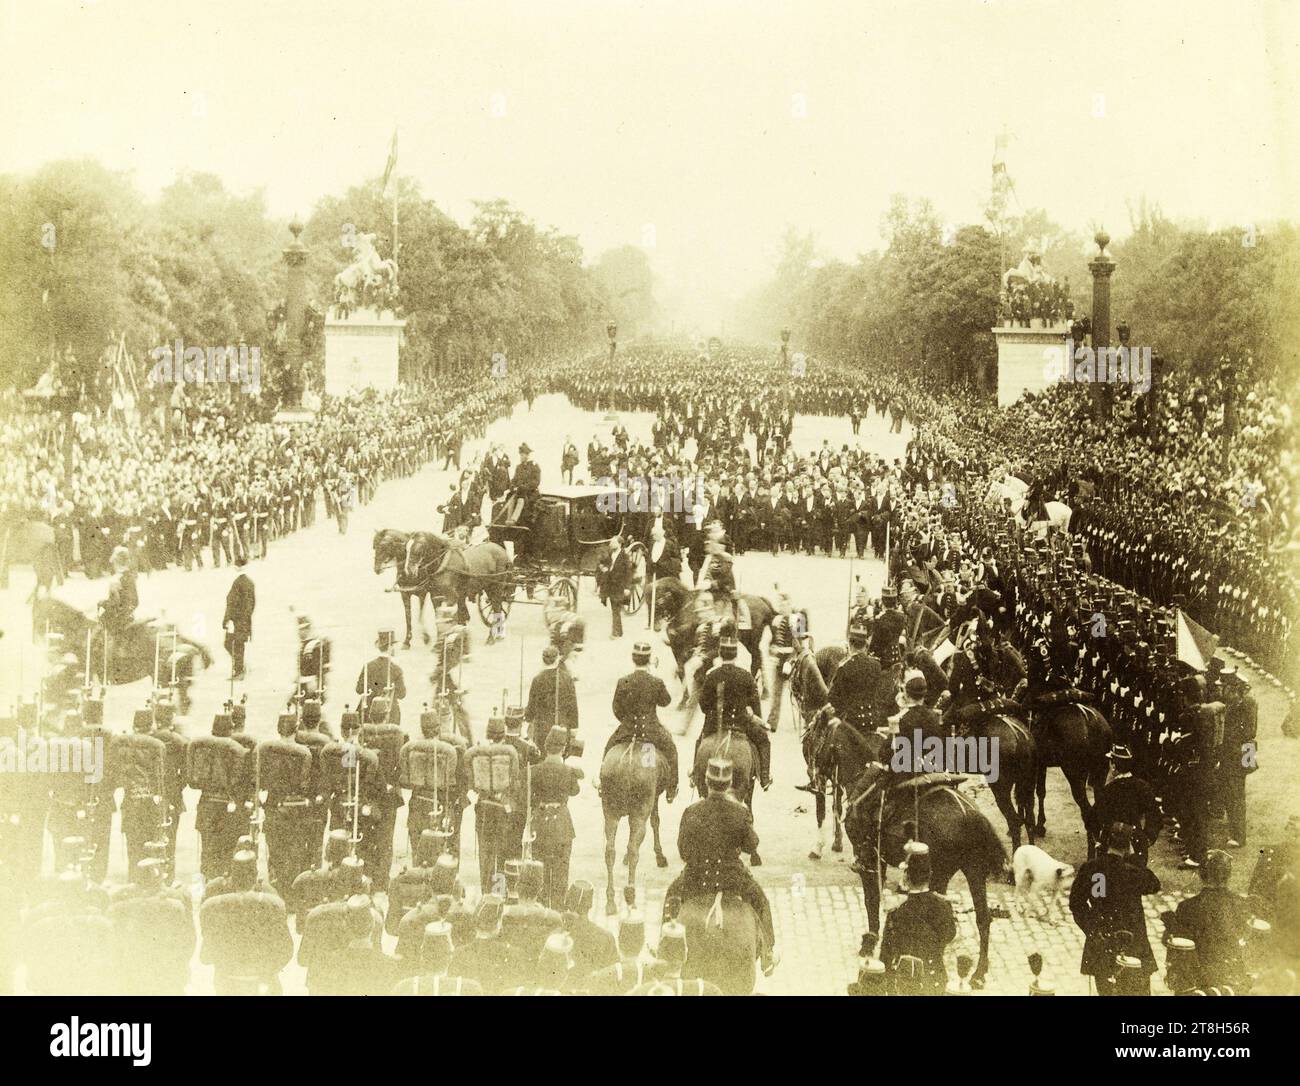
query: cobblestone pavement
2 395 1294 995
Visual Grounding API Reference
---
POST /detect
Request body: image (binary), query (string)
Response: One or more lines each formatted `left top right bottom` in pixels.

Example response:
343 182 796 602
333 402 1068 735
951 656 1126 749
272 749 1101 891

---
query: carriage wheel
477 587 513 627
625 545 647 614
548 576 577 613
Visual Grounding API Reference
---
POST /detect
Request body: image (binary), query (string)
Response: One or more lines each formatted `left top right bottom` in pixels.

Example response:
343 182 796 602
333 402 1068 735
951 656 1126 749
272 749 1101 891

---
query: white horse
991 474 1072 538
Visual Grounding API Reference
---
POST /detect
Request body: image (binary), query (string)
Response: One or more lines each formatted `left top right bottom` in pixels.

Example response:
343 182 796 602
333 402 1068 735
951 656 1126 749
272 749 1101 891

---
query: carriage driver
505 443 542 561
665 758 778 976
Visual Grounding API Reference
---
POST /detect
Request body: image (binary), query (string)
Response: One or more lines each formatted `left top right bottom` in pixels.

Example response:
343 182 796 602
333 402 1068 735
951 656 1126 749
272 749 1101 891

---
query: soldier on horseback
823 621 883 734
665 758 778 976
697 627 771 791
602 641 679 802
699 521 749 629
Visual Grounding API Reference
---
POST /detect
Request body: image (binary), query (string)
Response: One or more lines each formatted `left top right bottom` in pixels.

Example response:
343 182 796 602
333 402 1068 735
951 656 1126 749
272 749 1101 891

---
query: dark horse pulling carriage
478 483 648 627
372 485 647 648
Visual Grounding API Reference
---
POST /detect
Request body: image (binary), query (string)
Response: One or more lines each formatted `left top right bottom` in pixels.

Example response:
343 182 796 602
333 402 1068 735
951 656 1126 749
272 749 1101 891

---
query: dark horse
373 529 512 647
373 529 439 648
1031 700 1113 855
790 640 849 859
844 772 1007 988
650 577 773 701
34 596 212 710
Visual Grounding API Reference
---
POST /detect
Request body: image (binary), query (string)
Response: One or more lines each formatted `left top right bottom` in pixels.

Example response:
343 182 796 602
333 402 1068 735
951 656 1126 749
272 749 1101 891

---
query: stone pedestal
992 322 1070 407
324 307 406 397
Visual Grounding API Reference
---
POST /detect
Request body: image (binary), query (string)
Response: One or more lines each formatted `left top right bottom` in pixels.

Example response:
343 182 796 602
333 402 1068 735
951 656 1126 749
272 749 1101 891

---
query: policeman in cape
695 624 771 793
665 757 778 976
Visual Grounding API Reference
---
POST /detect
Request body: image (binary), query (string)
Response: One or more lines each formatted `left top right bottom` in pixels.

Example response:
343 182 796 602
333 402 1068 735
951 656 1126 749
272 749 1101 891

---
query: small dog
1013 845 1074 920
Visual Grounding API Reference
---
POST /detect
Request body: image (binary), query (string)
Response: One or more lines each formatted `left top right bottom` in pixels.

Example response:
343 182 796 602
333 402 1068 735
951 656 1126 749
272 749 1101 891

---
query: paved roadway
2 393 1294 995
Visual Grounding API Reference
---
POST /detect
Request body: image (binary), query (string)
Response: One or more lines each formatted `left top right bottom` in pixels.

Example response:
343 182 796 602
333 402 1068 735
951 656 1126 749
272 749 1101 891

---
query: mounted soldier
696 626 770 789
823 621 884 735
665 758 777 977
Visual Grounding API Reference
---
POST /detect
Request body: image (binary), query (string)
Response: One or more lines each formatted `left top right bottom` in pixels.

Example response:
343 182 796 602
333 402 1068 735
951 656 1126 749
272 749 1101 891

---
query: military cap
705 757 734 787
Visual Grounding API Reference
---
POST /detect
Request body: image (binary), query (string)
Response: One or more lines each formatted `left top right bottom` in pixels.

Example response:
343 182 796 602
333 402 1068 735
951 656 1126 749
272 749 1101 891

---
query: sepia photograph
1 0 1297 1028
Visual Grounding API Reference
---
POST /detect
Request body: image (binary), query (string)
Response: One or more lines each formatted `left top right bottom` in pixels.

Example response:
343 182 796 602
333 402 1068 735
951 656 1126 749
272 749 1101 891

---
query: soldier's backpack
401 737 459 793
45 736 92 806
256 739 312 798
187 735 247 795
361 723 406 796
111 733 167 801
467 742 520 809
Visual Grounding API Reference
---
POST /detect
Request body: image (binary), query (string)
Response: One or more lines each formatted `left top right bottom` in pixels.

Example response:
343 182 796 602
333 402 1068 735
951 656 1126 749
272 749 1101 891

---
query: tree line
0 159 657 404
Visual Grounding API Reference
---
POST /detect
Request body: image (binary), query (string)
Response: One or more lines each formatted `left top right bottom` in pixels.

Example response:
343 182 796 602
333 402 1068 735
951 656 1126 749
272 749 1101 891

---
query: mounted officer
824 621 883 734
665 758 777 976
696 626 771 791
602 640 680 801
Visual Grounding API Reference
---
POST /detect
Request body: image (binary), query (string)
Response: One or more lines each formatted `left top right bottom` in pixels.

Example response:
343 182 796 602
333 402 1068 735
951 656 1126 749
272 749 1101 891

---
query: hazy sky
3 0 1296 330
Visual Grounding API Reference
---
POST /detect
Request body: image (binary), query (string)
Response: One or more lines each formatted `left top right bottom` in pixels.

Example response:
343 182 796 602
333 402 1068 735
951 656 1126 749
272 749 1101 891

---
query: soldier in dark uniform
1164 849 1251 992
602 641 680 801
1218 667 1256 848
223 554 255 680
465 716 521 893
561 880 619 982
665 758 777 975
393 920 484 995
449 894 528 994
256 713 314 896
531 728 584 909
355 630 406 724
696 629 771 790
199 849 294 994
825 622 884 737
400 709 467 861
1093 744 1162 865
188 710 250 880
501 709 541 866
879 842 957 994
107 857 196 994
109 711 166 878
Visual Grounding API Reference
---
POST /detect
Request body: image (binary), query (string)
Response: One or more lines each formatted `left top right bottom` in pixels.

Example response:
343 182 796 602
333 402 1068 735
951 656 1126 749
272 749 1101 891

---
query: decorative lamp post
606 320 618 365
1088 230 1116 420
780 327 791 369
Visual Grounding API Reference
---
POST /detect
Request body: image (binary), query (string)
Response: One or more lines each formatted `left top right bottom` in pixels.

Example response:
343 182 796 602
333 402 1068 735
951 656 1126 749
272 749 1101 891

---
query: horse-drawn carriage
477 483 648 627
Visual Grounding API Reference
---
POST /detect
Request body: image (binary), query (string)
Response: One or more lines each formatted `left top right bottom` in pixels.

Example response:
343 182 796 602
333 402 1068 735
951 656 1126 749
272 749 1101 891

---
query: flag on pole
381 129 398 194
1175 609 1218 671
